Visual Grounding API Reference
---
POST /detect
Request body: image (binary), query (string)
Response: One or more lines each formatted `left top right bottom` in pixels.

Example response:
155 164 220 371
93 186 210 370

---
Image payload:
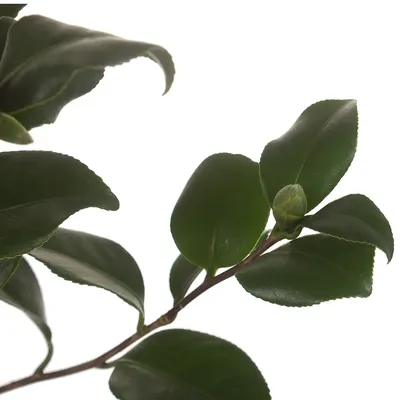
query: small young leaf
0 256 21 289
0 4 26 18
109 329 271 400
302 194 394 262
0 15 175 130
0 112 33 144
0 151 119 259
236 234 375 307
30 228 145 315
169 254 203 305
254 229 271 250
260 99 358 212
171 153 269 273
0 256 53 373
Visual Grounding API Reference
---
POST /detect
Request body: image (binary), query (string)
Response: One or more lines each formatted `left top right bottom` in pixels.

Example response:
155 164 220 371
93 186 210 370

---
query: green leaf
254 229 271 250
0 17 15 60
170 153 269 273
0 15 175 130
0 4 26 18
169 254 203 305
260 99 358 212
30 228 145 315
0 111 33 144
302 194 394 263
0 256 21 289
109 329 271 400
0 151 119 259
236 234 375 307
0 256 53 373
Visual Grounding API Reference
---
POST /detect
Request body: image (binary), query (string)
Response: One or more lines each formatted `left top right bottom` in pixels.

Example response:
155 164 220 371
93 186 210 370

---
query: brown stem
0 234 280 395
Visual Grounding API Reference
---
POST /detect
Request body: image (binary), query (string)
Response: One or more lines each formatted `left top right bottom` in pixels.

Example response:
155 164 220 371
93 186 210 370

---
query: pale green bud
272 184 307 231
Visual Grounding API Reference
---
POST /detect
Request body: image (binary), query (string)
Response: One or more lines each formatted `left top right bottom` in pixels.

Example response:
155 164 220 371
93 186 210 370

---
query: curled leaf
0 15 175 130
302 194 394 262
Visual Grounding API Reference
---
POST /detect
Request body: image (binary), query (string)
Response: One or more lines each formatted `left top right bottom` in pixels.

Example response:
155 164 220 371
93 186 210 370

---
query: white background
1 1 399 399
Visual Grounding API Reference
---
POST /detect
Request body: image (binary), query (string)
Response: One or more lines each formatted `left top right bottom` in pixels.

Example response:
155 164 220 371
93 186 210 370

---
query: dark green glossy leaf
236 234 375 306
30 228 145 315
0 4 26 18
0 256 53 372
0 111 33 144
0 151 119 259
0 256 21 289
260 99 358 212
109 329 271 400
302 194 394 262
170 153 269 273
0 15 175 130
169 254 203 305
0 16 15 60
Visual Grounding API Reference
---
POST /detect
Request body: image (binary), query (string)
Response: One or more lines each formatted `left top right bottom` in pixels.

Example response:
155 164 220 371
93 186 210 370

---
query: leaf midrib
9 65 104 117
294 102 349 185
274 248 357 278
0 191 109 213
0 21 107 89
304 213 391 257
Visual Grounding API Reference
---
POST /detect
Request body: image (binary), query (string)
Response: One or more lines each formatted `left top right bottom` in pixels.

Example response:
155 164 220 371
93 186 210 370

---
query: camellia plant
0 4 395 400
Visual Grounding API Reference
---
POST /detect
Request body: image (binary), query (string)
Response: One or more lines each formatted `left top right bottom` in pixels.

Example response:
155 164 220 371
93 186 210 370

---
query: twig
0 234 280 395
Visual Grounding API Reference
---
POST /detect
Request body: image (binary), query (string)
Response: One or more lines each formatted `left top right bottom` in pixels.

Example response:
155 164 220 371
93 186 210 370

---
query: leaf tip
144 47 175 96
107 193 120 211
161 70 174 96
385 245 394 264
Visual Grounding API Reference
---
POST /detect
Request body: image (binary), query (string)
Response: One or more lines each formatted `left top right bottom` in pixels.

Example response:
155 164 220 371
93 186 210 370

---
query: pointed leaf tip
302 194 394 263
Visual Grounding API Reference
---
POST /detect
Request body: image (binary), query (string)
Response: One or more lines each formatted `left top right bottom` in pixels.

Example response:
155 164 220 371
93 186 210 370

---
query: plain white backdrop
1 1 399 399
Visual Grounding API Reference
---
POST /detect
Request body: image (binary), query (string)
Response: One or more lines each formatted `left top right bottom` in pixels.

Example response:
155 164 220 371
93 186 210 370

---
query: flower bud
272 184 307 231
